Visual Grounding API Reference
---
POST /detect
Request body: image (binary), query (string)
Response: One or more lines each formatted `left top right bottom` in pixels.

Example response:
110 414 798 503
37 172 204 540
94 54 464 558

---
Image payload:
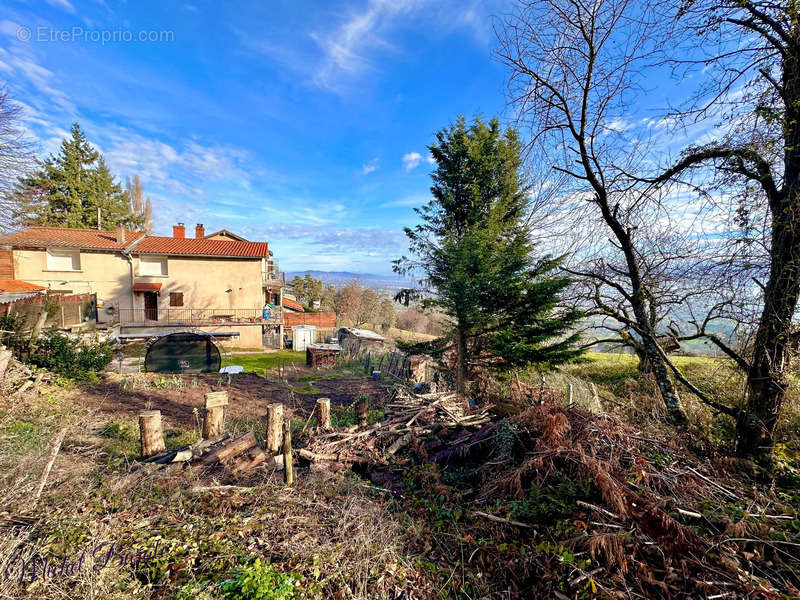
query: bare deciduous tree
0 89 34 233
496 0 704 423
643 0 800 456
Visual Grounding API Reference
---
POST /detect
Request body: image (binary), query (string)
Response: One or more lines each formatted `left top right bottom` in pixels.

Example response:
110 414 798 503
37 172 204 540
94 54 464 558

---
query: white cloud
379 193 429 208
402 151 422 171
311 0 423 90
0 20 21 37
361 158 379 174
45 0 75 12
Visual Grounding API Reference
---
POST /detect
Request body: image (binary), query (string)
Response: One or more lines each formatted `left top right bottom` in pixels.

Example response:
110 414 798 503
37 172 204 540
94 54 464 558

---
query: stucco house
0 223 285 348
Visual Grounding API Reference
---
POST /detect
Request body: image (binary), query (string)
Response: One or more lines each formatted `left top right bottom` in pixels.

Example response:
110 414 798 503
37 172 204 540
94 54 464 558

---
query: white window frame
138 256 168 277
45 248 81 272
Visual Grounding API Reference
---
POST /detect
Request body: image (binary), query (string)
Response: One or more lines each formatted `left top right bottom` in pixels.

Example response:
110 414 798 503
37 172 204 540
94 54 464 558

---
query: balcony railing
263 269 285 287
115 307 283 327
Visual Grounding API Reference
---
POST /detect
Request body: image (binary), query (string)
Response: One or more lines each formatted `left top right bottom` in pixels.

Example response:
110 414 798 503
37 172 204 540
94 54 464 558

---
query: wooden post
202 391 228 439
356 397 368 427
139 410 166 458
266 403 284 453
282 415 293 486
315 397 331 431
567 383 574 407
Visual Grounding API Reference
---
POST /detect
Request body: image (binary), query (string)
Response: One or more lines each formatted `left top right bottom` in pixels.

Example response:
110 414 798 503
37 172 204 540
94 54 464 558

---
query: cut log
139 410 166 458
199 431 257 465
387 432 412 455
192 432 230 455
283 415 293 485
142 448 195 465
298 448 338 461
229 445 267 476
204 391 229 408
266 403 284 453
202 405 224 439
357 397 368 427
316 397 331 431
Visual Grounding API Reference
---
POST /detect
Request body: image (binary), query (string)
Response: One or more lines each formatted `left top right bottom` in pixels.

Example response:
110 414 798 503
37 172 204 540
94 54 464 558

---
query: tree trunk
643 337 686 424
629 293 686 425
634 344 653 374
455 328 467 395
28 305 48 352
737 49 800 459
737 197 800 458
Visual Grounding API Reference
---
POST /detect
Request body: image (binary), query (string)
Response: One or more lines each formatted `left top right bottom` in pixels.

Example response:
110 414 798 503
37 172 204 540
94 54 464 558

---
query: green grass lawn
221 350 305 374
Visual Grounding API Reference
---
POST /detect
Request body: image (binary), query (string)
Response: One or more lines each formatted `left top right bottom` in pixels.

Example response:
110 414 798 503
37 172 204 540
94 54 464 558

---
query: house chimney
195 223 205 238
173 223 186 239
116 224 126 244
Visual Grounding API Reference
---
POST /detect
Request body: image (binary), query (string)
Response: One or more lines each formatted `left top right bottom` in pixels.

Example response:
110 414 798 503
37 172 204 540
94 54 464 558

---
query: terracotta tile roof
0 226 143 250
282 297 305 312
0 279 46 292
132 236 270 258
132 282 163 292
0 227 270 258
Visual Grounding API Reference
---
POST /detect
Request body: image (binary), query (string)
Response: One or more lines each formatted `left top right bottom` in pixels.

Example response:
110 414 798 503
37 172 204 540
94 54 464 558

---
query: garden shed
291 324 317 351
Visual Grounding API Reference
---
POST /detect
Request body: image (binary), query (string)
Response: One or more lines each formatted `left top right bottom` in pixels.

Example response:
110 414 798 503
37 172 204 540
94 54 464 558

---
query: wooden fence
2 292 96 330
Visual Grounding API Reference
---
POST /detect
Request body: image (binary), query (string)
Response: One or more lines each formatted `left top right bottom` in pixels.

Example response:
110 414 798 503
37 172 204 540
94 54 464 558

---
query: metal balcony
115 307 283 327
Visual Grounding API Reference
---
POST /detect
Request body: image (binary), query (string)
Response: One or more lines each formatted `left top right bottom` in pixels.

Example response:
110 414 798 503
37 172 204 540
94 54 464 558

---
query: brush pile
301 378 800 598
298 390 491 467
0 346 50 396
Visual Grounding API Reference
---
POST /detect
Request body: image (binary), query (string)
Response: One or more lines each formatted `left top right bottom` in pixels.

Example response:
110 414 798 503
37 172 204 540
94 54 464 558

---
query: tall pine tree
16 123 138 229
395 116 582 394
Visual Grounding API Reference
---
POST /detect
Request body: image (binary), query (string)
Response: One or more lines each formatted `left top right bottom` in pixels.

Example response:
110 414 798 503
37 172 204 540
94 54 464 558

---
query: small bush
28 330 113 379
220 559 304 600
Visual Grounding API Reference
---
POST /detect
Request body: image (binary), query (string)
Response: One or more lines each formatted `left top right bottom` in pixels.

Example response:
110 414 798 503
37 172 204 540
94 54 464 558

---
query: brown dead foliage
305 376 798 598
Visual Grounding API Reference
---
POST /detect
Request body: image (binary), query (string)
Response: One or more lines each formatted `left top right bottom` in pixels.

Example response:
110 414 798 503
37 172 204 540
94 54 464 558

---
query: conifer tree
17 123 138 229
395 116 582 394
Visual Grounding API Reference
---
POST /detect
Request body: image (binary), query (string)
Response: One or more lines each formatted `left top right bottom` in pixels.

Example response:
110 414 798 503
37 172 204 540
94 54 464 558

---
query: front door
144 292 158 321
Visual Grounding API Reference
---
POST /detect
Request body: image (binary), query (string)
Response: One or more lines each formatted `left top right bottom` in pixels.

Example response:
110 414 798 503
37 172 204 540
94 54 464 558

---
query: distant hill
286 270 413 291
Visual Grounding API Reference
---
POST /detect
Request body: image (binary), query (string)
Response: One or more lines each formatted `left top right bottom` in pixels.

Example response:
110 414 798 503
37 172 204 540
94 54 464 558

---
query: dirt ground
70 366 392 429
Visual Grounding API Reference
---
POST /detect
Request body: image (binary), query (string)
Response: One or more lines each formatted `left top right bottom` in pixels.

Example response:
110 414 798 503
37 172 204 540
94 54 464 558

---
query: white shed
291 325 317 352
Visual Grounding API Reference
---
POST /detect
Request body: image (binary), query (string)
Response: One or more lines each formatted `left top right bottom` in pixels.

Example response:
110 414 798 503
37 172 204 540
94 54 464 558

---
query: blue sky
0 0 512 274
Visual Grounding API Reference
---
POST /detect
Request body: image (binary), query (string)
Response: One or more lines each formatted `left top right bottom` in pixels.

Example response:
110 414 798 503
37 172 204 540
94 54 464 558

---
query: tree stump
356 397 368 427
139 410 166 458
283 415 293 486
266 403 284 453
203 391 228 439
316 397 331 431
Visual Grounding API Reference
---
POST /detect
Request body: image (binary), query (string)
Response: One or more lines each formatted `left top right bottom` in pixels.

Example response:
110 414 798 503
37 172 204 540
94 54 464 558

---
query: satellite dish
144 332 222 374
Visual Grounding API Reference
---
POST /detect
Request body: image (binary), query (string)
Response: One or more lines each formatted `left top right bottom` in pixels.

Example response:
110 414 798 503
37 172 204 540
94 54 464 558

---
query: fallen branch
471 510 537 530
577 500 620 521
189 485 254 494
33 427 68 507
